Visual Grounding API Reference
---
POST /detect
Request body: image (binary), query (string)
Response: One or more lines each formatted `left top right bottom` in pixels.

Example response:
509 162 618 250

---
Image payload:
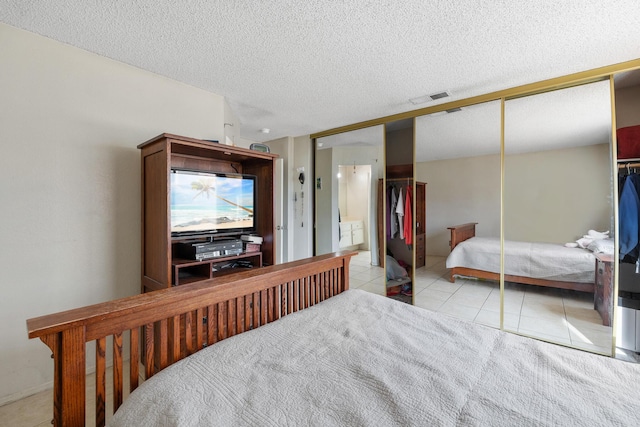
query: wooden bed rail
27 251 355 427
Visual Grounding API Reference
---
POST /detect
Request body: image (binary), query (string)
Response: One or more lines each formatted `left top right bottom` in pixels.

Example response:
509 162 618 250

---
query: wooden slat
261 290 268 326
237 296 245 334
229 298 237 337
312 274 318 305
144 324 154 379
218 302 227 341
267 288 275 322
185 311 194 356
245 294 253 331
157 319 168 371
113 332 123 412
196 308 204 352
329 270 334 297
252 292 260 329
169 316 180 365
281 283 288 318
95 337 106 427
129 328 139 392
300 277 309 310
288 281 294 314
207 304 217 345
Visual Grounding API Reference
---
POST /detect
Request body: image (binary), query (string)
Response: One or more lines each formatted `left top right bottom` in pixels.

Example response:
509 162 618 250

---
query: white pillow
587 238 614 255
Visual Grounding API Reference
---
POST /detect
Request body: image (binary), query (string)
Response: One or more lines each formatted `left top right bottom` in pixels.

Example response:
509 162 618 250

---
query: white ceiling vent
409 91 451 105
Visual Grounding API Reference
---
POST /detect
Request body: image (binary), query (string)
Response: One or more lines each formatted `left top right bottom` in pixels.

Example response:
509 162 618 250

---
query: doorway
338 164 372 255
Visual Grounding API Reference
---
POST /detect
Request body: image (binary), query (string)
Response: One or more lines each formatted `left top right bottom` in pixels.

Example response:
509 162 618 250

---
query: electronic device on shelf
170 169 257 239
241 234 263 244
176 238 243 261
249 143 270 153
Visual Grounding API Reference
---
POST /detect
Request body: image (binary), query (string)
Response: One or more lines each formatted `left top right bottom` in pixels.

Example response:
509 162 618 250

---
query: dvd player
176 239 243 261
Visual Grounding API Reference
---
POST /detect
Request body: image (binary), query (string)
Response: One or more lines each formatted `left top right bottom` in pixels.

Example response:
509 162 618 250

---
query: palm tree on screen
191 179 253 214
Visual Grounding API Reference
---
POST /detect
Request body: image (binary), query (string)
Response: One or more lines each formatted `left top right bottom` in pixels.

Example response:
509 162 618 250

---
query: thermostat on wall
250 143 270 153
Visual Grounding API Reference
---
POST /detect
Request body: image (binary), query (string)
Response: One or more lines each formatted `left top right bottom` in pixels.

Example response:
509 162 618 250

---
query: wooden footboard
449 266 594 293
27 252 355 427
446 223 594 293
447 222 478 252
447 223 478 282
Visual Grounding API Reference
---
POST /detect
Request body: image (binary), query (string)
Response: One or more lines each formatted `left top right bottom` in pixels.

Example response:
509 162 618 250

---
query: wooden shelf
172 252 263 286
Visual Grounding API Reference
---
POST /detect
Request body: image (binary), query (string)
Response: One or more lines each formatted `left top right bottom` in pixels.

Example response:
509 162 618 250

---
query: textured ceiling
1 1 640 144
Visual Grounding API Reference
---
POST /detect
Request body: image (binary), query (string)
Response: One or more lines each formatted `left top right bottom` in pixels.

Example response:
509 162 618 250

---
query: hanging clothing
396 187 405 239
388 186 399 239
620 173 640 260
404 185 413 245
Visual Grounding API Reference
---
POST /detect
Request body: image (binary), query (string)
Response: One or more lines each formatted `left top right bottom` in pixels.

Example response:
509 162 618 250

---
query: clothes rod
386 177 414 182
618 162 640 169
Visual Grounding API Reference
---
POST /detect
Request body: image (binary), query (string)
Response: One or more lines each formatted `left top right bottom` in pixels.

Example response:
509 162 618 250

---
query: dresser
594 253 613 326
339 219 365 248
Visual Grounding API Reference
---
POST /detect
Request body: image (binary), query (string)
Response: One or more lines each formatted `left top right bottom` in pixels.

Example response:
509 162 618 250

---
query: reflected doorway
338 164 372 252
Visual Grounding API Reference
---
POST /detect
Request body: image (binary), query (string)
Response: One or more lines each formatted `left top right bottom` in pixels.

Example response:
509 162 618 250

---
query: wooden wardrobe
376 177 426 268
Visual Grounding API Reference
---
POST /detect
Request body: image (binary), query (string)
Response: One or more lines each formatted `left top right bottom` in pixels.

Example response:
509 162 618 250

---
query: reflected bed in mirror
503 80 614 354
446 222 611 299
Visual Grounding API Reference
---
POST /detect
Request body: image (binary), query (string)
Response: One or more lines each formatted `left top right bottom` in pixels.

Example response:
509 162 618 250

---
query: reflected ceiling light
260 128 270 134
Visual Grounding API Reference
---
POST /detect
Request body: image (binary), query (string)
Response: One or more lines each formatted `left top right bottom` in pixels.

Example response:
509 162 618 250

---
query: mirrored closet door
413 101 502 324
314 126 385 295
613 69 640 354
384 119 415 303
503 80 614 355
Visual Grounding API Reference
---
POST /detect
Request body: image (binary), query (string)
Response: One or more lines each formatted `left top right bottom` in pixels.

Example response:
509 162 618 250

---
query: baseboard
0 380 53 407
1 358 145 408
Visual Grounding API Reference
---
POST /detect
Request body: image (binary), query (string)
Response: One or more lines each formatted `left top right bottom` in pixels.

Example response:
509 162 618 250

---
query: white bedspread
446 237 596 283
110 290 639 426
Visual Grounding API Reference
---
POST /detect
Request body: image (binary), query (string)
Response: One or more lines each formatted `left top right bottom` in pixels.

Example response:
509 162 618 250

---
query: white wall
416 154 501 256
0 24 228 404
314 147 334 254
504 143 612 243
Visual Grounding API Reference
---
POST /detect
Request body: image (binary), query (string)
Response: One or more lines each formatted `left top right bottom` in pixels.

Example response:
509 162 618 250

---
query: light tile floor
0 362 133 427
2 251 638 426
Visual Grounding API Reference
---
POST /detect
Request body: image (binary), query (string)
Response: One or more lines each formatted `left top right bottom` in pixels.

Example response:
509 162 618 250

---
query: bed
446 223 596 293
27 252 640 426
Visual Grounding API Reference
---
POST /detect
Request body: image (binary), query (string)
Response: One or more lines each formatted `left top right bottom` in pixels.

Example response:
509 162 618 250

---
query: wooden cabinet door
416 182 426 235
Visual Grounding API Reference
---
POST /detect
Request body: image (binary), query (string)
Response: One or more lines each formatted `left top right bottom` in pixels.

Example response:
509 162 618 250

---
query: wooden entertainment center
139 133 278 293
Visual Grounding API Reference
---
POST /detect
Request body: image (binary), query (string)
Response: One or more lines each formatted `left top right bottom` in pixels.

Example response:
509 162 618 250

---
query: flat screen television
170 169 256 238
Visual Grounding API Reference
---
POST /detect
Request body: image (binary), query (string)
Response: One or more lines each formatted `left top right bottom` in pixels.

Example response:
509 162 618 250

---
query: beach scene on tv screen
171 174 254 233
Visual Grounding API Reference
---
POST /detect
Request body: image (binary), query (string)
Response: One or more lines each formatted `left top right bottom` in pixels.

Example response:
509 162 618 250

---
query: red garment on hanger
404 185 412 245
